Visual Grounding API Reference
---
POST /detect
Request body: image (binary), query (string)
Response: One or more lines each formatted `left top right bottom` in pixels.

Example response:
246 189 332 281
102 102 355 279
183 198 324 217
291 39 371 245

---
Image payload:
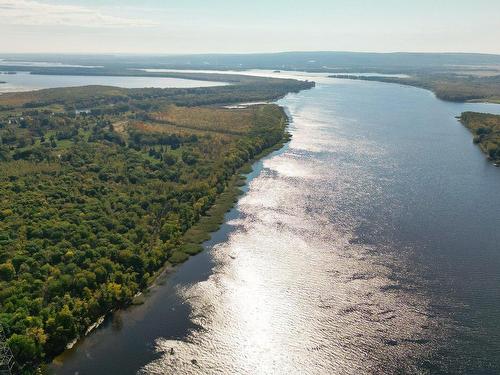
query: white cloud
0 0 158 28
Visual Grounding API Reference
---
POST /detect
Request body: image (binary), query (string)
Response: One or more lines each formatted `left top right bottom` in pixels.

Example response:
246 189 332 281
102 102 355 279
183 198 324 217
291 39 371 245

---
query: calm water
0 71 226 93
53 74 500 375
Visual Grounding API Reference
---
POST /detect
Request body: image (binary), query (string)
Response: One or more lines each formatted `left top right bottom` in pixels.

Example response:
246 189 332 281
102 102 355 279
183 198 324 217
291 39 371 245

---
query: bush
168 251 189 264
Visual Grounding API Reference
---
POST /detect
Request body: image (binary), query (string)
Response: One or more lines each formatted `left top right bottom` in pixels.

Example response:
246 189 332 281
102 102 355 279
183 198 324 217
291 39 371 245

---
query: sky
1 0 500 54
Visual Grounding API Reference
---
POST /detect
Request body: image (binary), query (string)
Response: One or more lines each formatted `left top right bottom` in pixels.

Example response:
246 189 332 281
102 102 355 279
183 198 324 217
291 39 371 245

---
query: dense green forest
329 74 500 104
0 76 313 373
460 112 500 164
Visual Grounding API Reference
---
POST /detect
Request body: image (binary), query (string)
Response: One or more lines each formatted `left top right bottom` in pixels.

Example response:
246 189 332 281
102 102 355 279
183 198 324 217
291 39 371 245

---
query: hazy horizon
2 50 500 57
2 0 500 55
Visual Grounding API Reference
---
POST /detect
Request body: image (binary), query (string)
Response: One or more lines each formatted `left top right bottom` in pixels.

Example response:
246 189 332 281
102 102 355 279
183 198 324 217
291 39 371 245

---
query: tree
8 334 42 366
0 262 15 281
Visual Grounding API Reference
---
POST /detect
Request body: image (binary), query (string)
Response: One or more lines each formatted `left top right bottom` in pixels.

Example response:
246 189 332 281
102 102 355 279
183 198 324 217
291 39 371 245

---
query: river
52 72 500 375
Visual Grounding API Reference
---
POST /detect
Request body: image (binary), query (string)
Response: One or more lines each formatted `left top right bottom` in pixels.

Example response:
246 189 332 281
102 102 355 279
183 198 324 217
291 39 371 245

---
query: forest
460 112 500 164
0 75 313 373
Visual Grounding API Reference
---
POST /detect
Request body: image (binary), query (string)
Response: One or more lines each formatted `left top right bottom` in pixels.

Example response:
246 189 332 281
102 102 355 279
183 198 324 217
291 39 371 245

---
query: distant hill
2 51 500 73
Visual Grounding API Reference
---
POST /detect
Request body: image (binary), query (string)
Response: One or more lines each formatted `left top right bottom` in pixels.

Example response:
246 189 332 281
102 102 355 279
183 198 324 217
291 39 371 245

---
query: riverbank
141 124 291 294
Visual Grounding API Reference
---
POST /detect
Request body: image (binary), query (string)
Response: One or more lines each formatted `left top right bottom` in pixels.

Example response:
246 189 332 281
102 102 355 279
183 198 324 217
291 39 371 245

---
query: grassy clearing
150 104 255 135
129 120 223 138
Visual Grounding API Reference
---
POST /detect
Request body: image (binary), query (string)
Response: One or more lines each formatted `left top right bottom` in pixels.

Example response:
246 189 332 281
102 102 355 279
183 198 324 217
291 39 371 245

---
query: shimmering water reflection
142 78 500 374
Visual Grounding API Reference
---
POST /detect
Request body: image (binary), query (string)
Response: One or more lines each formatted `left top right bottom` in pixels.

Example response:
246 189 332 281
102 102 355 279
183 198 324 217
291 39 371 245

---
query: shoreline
49 108 292 370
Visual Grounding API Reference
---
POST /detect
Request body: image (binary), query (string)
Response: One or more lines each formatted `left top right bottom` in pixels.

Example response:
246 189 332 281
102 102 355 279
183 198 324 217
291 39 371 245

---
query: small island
460 112 500 165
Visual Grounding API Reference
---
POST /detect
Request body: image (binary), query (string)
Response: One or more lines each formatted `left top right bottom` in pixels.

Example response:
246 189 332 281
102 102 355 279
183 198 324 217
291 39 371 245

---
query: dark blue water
54 74 500 375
